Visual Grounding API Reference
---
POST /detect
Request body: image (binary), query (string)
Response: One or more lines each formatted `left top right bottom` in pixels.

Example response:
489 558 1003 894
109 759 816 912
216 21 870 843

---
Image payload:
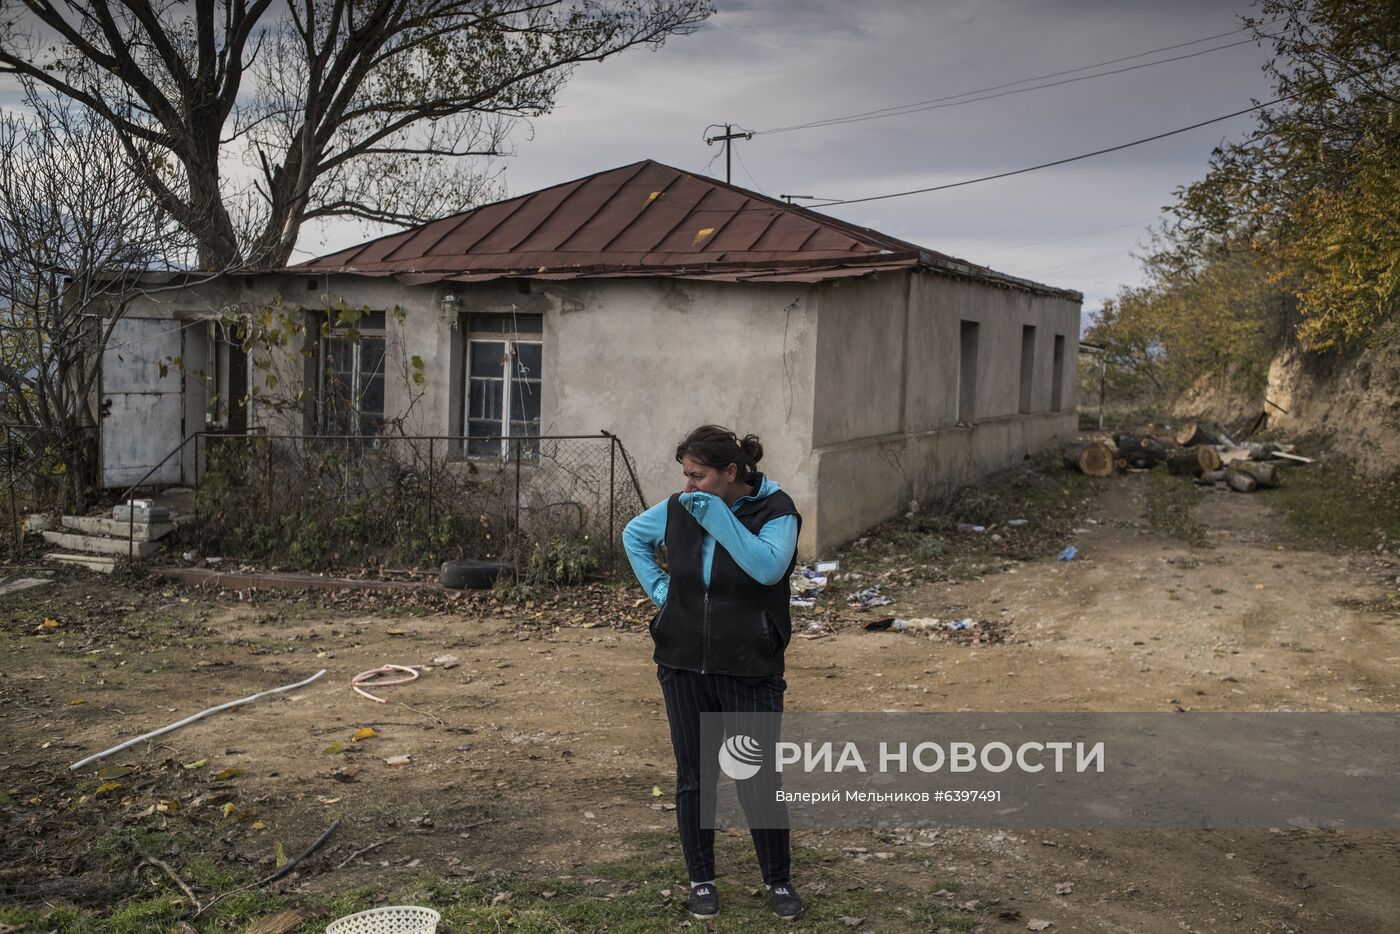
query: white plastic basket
325 905 441 934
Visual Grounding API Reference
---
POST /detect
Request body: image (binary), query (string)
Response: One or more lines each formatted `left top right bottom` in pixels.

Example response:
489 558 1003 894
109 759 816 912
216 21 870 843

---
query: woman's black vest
650 482 801 677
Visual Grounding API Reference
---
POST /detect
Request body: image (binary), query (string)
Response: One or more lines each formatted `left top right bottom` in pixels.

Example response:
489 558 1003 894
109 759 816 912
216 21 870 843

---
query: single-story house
108 159 1081 555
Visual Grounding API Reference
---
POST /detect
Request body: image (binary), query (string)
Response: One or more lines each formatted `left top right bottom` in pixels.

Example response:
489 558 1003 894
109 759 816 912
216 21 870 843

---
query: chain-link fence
2 424 98 550
188 432 647 576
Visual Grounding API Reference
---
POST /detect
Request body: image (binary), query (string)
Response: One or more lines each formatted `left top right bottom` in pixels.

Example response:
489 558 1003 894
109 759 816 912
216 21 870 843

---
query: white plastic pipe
69 669 327 771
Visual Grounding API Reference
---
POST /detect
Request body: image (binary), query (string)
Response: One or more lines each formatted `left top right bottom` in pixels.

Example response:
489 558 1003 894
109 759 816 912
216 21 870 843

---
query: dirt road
4 470 1399 932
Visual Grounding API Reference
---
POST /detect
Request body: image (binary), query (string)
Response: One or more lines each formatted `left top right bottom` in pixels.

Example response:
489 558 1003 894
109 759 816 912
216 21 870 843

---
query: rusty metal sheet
291 159 1076 298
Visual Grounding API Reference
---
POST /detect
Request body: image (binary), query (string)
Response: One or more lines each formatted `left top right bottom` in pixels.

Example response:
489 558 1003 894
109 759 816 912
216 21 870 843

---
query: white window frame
464 319 542 459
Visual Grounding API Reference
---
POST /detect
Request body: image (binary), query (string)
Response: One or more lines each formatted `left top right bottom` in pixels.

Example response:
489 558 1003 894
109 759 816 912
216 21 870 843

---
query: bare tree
0 0 712 270
0 89 194 510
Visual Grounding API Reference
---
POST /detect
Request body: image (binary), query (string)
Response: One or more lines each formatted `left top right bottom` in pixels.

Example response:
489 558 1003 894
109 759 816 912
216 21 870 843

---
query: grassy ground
0 828 995 933
832 450 1098 587
1144 468 1209 547
1272 456 1400 552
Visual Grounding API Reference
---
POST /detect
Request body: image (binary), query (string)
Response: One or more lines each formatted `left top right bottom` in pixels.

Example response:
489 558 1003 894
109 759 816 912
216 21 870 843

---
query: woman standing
622 425 804 921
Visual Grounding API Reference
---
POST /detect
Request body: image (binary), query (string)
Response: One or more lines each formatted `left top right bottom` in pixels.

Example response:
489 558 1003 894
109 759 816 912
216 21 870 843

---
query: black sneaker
686 882 719 919
768 882 803 920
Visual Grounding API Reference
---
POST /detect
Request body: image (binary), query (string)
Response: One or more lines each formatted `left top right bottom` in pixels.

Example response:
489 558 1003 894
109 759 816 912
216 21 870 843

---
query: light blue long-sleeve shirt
622 475 799 607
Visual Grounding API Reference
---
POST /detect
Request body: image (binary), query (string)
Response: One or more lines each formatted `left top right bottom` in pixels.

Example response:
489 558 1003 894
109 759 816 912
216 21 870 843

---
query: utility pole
704 124 753 184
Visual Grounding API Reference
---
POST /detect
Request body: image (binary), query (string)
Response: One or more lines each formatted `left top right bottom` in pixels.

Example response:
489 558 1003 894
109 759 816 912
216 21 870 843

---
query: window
957 320 979 424
464 313 543 457
203 321 230 430
319 312 386 436
1019 324 1036 414
1051 334 1066 412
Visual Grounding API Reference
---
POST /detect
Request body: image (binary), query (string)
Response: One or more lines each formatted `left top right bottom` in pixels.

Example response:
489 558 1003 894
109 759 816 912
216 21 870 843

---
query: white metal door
101 318 184 488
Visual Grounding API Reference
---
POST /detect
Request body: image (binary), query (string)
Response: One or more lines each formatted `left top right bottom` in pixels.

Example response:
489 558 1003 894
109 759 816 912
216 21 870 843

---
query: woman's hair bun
738 433 763 464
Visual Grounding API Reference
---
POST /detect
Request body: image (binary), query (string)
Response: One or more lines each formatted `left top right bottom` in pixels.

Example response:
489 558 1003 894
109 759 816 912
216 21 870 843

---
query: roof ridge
287 159 1071 292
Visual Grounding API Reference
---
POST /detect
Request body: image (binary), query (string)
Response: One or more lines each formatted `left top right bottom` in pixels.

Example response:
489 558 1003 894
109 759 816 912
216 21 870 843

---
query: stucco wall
808 270 1080 552
539 279 819 548
114 267 1078 560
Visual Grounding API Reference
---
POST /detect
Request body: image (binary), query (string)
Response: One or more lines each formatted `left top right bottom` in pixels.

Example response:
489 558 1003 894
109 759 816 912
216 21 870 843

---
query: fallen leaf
94 781 122 795
67 698 85 706
323 741 346 754
840 918 865 928
156 800 179 813
221 802 238 818
491 891 512 906
213 767 245 781
1028 922 1054 932
1055 882 1073 895
97 765 134 780
318 796 342 805
182 758 208 770
352 727 377 742
384 755 411 766
40 618 61 629
251 821 268 830
651 786 662 797
384 628 409 636
273 840 288 869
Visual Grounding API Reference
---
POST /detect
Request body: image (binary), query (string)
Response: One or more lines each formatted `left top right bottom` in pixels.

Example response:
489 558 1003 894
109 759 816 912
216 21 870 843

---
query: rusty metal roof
293 160 1079 298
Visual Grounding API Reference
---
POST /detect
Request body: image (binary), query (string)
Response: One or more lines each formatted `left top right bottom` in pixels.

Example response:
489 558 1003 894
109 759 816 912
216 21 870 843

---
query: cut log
1167 446 1223 477
1062 441 1115 478
1231 461 1280 489
1225 470 1258 493
1217 446 1253 466
1199 469 1227 485
1113 434 1171 465
1176 420 1223 447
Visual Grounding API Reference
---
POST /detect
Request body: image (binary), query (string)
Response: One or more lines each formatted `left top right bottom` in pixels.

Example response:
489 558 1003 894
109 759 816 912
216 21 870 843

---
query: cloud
292 1 1277 306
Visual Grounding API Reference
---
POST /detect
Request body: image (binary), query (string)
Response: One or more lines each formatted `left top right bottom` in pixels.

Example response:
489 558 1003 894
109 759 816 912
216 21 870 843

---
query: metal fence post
427 437 436 534
6 428 16 551
192 434 201 532
266 436 274 513
608 436 617 567
513 437 522 532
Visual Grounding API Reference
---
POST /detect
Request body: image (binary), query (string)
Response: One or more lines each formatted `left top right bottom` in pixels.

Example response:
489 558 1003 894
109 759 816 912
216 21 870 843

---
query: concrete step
61 515 176 541
44 552 117 574
41 530 163 559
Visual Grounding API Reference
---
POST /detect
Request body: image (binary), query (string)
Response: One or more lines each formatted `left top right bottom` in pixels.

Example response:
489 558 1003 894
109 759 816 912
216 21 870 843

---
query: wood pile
1063 416 1313 493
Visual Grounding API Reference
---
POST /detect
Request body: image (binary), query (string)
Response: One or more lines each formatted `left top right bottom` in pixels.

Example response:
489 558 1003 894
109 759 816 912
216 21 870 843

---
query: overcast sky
0 2 1278 321
299 0 1277 322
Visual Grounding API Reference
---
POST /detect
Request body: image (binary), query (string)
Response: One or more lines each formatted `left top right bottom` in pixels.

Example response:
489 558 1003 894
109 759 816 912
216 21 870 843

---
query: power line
809 96 1285 208
1026 247 1135 278
732 146 768 196
755 21 1272 137
975 218 1157 255
758 37 1262 136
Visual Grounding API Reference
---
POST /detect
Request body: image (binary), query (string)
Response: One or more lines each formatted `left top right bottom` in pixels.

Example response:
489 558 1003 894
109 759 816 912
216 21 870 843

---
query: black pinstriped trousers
657 663 791 885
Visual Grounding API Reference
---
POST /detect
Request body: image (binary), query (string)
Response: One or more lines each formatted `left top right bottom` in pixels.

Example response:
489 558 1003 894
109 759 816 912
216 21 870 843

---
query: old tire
441 559 509 589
